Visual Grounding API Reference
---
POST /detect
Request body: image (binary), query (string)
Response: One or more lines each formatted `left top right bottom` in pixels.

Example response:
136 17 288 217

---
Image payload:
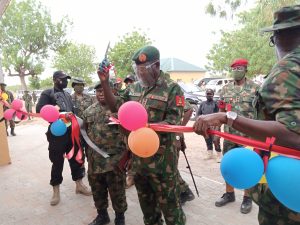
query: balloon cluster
40 105 67 136
4 99 28 120
118 101 159 158
221 147 300 213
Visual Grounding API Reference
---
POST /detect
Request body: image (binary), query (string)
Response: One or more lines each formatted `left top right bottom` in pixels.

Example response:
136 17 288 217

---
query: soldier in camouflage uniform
22 90 33 120
215 58 259 214
83 81 127 225
98 46 186 225
0 83 16 136
71 78 94 119
193 5 300 224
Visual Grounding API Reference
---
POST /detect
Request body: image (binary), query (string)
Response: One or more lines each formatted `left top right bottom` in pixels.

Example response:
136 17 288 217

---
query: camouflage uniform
82 99 127 214
219 79 259 153
249 46 300 224
2 89 15 130
22 92 33 114
122 71 186 225
71 93 94 119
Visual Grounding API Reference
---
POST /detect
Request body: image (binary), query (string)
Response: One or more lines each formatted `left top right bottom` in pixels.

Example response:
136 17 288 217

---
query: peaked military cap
261 5 300 32
94 80 114 89
71 77 86 87
132 46 160 64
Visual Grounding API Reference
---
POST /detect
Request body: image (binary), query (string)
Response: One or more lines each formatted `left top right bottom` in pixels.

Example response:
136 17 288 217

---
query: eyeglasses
132 60 159 72
231 66 245 71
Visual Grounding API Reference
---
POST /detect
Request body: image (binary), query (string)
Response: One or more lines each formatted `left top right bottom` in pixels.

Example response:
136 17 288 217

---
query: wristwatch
226 111 238 127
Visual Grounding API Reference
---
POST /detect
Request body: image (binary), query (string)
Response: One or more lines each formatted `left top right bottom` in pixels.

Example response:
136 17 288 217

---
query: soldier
22 90 33 120
123 74 135 87
194 5 300 224
0 83 16 136
212 58 259 214
83 81 127 225
36 71 91 206
32 91 37 105
71 78 94 119
197 89 221 162
98 46 186 225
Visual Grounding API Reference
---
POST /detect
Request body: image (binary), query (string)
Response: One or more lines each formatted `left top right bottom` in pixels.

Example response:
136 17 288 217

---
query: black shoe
89 210 110 225
240 196 252 214
10 129 16 136
215 192 235 207
115 212 125 225
180 187 195 205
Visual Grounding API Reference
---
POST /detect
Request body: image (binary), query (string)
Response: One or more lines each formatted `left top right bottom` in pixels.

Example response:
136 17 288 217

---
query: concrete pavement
0 119 258 225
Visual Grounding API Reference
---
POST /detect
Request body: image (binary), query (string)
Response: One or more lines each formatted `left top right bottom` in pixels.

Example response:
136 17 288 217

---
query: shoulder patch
176 95 185 107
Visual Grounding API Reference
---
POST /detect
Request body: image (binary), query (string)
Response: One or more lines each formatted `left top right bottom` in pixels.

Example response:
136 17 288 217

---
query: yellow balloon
1 93 8 101
128 127 160 158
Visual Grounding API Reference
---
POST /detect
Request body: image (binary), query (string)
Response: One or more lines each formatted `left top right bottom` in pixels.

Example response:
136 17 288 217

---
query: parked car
177 82 207 121
194 77 221 88
205 78 233 94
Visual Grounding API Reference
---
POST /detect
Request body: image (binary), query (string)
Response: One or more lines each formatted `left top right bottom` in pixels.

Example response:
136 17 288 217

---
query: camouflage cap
94 80 114 89
132 46 160 64
71 77 86 87
261 5 300 32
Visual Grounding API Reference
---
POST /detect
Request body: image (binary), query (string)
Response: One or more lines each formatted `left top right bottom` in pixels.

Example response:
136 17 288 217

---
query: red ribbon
109 117 300 160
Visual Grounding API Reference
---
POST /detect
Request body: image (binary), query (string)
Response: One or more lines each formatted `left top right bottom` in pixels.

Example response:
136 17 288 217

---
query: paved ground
0 118 259 225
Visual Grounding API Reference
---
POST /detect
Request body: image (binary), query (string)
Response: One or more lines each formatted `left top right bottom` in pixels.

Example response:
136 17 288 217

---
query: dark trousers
46 126 85 186
204 135 221 152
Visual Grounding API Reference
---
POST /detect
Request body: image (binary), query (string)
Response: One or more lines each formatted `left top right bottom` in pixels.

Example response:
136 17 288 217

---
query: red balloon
40 105 60 122
4 109 16 120
11 99 23 110
118 101 148 131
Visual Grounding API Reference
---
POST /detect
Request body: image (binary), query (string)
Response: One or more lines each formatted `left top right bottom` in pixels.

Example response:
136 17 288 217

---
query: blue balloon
220 147 264 189
266 156 300 213
50 119 67 136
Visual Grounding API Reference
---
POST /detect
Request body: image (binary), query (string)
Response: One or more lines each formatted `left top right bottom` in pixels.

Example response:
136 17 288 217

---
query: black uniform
36 88 85 186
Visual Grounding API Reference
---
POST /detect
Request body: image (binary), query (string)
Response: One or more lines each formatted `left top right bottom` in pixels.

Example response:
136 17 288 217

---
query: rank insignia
138 53 147 63
176 96 185 107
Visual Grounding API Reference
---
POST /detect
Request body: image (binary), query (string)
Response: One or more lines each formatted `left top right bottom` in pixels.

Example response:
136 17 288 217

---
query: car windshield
179 83 203 93
207 80 218 85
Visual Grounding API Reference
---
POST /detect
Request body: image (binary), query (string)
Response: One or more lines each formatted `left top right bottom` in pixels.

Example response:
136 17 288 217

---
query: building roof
160 58 206 72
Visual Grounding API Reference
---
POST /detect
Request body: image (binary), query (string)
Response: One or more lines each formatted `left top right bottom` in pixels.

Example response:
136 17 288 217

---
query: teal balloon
50 119 67 136
266 156 300 213
220 147 264 189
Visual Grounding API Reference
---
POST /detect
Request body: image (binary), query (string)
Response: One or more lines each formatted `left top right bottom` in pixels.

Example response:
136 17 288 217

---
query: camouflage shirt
219 78 259 137
71 93 94 119
122 71 184 176
22 93 32 106
250 46 300 221
82 100 126 174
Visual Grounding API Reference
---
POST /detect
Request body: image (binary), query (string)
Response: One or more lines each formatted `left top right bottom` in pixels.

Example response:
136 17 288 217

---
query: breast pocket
146 97 168 122
241 96 255 118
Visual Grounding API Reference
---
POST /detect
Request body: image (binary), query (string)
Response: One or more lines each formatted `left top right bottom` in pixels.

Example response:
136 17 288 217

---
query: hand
193 112 227 137
97 59 110 83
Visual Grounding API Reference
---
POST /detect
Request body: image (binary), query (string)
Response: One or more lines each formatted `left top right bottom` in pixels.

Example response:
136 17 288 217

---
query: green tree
40 77 53 89
53 42 96 84
0 0 71 91
29 75 41 90
206 0 298 77
108 30 152 78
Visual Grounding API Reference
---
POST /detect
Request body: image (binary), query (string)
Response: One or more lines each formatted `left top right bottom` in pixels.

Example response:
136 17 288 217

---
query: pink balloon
118 101 148 131
40 105 60 122
4 109 16 120
16 111 28 120
11 99 23 110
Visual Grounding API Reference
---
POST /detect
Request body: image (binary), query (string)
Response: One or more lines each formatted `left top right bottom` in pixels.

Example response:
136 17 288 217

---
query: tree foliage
53 42 96 84
29 75 41 90
40 77 53 89
206 0 298 77
108 30 152 78
0 0 71 90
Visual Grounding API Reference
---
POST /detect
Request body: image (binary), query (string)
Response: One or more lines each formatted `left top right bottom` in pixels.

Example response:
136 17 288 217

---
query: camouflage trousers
250 184 300 225
223 139 242 155
88 169 127 213
178 171 189 194
134 172 186 225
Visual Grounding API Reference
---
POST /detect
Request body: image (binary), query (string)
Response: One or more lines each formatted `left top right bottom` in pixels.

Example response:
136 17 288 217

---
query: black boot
240 196 252 214
89 210 110 225
180 187 195 205
10 128 16 136
215 192 235 207
6 130 9 136
114 212 125 225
